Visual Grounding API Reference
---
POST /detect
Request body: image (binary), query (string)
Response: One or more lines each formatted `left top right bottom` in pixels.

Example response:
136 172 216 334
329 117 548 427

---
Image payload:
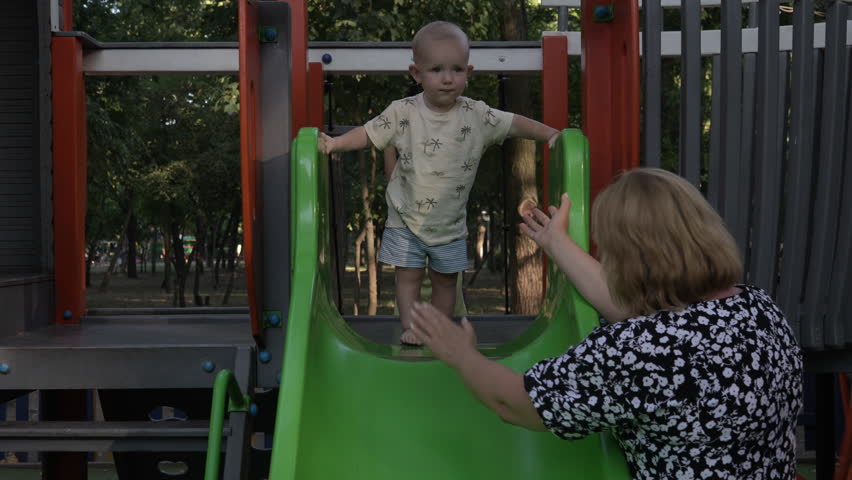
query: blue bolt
259 350 271 363
594 5 614 22
321 53 332 65
63 310 72 320
249 403 259 416
267 313 281 327
264 27 278 42
202 361 215 373
0 364 9 374
275 371 281 384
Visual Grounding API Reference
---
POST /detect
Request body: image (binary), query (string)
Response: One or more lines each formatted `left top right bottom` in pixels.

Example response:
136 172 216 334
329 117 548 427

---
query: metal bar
708 55 722 211
642 0 662 167
678 0 701 183
718 0 744 255
778 0 816 345
738 51 756 276
542 0 760 6
75 23 852 74
205 370 250 480
804 1 849 349
829 48 852 346
749 0 782 293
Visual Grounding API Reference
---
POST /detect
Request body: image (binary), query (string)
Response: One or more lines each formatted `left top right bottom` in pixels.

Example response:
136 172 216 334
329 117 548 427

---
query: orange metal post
541 34 570 296
308 62 324 129
52 37 87 325
239 0 264 336
581 0 640 203
283 0 309 138
542 34 570 209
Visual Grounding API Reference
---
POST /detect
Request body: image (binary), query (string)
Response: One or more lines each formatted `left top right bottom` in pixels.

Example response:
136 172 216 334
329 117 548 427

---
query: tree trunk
353 229 366 315
98 210 133 293
169 222 190 307
364 149 378 315
221 212 241 306
501 0 542 314
85 241 97 287
126 211 138 278
151 230 157 274
193 218 205 306
161 230 172 293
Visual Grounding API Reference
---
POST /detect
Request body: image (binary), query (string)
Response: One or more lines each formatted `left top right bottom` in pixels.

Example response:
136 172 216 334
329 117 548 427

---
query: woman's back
525 285 803 479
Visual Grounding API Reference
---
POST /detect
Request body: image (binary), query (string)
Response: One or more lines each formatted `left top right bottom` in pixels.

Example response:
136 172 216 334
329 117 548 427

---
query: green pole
205 369 250 480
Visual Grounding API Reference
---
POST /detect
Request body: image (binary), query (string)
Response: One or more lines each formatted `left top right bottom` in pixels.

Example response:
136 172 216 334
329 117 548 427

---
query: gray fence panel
840 47 852 346
708 55 722 211
642 0 662 167
778 0 817 345
749 0 783 294
739 52 756 276
805 2 849 349
679 0 702 185
718 0 746 256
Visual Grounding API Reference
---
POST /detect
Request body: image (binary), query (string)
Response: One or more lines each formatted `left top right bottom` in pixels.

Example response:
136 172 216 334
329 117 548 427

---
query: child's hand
519 193 571 256
547 132 559 149
410 303 477 369
318 132 335 155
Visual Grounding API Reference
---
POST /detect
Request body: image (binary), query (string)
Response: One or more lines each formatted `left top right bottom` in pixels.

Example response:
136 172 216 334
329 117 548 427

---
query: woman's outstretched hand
410 303 477 369
519 193 572 256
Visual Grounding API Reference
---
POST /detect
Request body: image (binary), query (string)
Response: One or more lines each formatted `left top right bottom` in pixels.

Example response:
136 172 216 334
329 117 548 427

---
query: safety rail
204 369 250 480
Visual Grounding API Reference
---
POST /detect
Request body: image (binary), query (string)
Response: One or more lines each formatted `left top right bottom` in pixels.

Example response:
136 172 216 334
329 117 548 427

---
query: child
319 21 558 346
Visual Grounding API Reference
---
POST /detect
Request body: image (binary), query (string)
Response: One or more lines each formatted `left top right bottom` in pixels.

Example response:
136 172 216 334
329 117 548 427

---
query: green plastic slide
268 128 631 480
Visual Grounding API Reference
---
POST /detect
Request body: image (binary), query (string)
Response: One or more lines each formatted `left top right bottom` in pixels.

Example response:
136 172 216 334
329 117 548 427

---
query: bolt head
202 361 215 373
0 364 9 374
63 310 73 320
268 313 281 326
321 53 332 65
259 350 271 363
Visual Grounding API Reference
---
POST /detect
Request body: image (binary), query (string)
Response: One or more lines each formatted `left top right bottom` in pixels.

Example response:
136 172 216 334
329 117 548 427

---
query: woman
410 168 803 479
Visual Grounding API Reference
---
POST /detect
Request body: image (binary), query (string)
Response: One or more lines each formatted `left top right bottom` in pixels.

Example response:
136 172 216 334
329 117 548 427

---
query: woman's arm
409 303 547 431
520 194 630 324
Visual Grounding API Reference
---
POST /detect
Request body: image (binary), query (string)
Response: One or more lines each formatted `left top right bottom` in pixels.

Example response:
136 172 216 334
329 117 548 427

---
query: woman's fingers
532 208 551 224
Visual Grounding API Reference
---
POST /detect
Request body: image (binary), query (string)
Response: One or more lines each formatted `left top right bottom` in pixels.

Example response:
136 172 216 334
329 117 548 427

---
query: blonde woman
410 168 803 479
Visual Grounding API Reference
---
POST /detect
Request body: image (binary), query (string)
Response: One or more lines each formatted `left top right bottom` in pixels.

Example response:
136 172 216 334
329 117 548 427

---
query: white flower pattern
524 285 803 480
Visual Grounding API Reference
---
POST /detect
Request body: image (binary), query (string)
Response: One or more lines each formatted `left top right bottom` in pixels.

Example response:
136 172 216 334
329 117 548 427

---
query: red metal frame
52 37 87 325
581 0 640 203
238 0 264 336
283 0 309 138
308 62 324 129
541 34 571 295
541 34 570 209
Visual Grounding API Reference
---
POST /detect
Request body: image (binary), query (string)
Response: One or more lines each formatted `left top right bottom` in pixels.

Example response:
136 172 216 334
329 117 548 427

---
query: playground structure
0 0 850 479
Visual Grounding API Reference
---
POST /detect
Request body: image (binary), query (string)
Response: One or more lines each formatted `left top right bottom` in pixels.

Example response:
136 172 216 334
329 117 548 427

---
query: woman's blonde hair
592 168 742 316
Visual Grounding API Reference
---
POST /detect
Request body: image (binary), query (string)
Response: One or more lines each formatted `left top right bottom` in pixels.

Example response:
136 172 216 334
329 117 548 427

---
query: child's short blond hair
592 168 743 317
412 21 470 64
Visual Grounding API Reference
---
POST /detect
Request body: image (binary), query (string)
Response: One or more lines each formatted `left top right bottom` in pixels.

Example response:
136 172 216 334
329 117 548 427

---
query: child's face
409 37 473 112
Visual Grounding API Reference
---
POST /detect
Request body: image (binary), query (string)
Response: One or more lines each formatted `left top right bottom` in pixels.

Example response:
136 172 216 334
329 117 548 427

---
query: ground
85 261 509 314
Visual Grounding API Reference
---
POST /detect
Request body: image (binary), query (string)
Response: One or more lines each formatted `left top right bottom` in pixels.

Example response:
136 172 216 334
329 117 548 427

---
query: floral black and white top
524 285 803 480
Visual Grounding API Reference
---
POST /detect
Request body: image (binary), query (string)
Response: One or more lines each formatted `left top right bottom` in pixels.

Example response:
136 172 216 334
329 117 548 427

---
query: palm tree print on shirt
432 171 446 177
424 138 442 153
400 151 412 166
424 198 438 210
403 97 416 105
399 118 409 133
484 109 497 127
455 184 466 198
376 115 391 129
462 100 473 112
462 160 475 172
460 125 471 140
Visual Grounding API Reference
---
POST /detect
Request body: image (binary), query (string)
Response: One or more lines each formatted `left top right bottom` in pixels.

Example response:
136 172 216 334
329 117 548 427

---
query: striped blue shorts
379 227 468 274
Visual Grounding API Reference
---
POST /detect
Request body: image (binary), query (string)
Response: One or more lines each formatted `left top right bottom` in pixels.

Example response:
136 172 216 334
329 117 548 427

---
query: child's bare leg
429 269 458 317
396 266 425 344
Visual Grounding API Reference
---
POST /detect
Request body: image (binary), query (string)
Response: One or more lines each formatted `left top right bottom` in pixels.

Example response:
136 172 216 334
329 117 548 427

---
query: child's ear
466 64 474 75
408 64 421 83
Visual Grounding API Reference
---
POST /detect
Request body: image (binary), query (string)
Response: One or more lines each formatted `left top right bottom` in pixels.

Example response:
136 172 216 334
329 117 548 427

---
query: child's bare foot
400 327 424 347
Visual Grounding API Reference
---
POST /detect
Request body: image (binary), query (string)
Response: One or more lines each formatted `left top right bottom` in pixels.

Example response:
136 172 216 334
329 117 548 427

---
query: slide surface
268 128 631 480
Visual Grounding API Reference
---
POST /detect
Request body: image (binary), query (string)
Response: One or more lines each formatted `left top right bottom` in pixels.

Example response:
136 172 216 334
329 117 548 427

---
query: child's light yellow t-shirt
364 93 513 246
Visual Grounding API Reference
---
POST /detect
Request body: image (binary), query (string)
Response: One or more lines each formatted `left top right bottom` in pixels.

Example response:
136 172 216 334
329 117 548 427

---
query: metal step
0 420 228 452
